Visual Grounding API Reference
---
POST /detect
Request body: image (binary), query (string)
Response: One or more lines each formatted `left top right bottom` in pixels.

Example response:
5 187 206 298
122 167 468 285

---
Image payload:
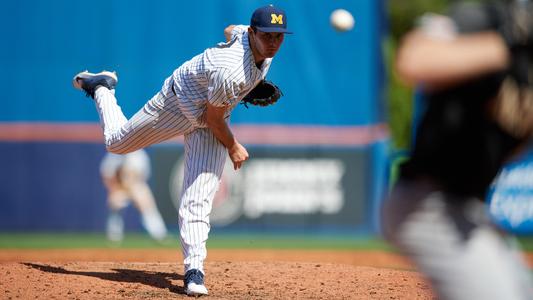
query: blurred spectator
100 149 168 243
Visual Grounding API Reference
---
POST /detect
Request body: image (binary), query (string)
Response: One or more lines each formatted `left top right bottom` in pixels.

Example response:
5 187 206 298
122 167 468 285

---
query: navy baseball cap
251 5 292 34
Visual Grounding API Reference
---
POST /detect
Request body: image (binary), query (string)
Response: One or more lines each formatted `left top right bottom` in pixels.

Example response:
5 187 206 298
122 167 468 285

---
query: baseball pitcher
72 5 290 296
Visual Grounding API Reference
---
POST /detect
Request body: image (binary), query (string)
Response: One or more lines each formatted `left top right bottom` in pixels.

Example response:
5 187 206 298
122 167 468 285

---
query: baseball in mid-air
330 9 355 32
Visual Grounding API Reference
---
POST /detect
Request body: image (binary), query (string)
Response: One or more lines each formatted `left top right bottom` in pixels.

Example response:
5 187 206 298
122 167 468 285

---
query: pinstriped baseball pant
93 87 227 274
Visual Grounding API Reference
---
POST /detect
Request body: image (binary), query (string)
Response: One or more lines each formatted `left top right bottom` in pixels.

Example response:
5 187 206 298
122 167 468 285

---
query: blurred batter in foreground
382 1 533 299
100 149 168 243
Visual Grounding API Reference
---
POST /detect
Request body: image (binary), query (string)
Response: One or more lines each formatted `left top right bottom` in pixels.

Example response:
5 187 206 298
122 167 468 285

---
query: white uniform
100 149 167 242
100 149 151 180
92 25 271 273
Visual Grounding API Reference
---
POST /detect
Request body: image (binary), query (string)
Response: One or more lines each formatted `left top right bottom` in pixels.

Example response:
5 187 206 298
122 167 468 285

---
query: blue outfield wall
0 0 389 234
0 0 383 125
0 142 145 232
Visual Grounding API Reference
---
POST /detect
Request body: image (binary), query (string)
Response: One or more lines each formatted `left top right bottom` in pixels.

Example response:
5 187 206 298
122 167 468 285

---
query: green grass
0 232 393 251
2 232 531 252
207 234 393 250
517 236 533 252
0 233 167 249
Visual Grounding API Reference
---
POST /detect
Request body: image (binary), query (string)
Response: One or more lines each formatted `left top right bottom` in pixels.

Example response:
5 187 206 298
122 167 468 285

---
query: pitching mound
0 249 434 299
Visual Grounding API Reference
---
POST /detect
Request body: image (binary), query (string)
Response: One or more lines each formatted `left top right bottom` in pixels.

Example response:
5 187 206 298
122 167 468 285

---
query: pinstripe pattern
179 128 226 273
164 25 271 127
94 87 194 154
91 25 273 275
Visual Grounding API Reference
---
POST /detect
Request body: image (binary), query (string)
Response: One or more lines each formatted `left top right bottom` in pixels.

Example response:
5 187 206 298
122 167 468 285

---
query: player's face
250 29 285 59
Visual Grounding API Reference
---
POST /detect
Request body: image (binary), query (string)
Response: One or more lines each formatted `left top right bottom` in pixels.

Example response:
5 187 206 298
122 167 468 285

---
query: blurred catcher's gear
241 80 283 107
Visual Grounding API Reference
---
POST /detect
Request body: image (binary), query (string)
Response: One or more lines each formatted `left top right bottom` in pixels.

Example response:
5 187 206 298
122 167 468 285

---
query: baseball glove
241 80 283 108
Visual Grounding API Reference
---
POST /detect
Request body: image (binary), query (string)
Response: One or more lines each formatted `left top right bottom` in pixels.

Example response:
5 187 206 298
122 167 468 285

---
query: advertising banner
489 146 533 234
151 145 380 233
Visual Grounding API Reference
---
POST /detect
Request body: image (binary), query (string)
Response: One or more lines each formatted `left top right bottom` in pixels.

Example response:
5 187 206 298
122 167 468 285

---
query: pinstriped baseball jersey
75 5 291 295
79 22 283 291
161 25 272 128
91 25 273 155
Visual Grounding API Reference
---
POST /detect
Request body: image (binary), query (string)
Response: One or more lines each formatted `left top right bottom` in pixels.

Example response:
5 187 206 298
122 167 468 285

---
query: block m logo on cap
250 5 292 33
271 14 284 24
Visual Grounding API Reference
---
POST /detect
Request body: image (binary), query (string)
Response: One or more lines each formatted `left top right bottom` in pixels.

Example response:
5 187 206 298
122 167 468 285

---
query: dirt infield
1 248 435 299
4 247 529 300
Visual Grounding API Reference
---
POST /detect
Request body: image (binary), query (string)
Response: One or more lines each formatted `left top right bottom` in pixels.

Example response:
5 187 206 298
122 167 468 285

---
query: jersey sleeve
207 68 239 107
231 25 249 40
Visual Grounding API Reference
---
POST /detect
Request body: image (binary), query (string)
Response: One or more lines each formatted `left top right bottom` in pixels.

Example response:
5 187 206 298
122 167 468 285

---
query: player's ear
248 28 256 46
248 26 256 38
